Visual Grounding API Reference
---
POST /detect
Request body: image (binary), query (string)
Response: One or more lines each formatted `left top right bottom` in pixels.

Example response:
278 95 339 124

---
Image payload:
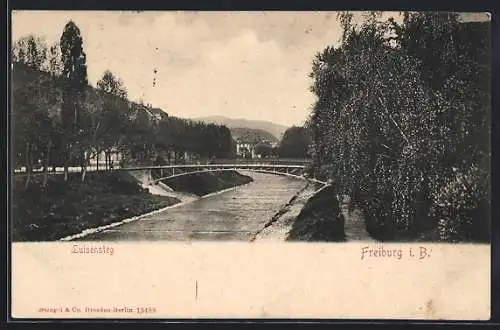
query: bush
287 185 345 241
163 171 253 196
430 166 490 242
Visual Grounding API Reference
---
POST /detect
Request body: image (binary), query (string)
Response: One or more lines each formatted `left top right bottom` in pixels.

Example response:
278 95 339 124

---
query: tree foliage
278 126 312 159
12 35 48 70
254 141 273 158
60 20 88 129
308 12 490 242
97 70 127 98
12 22 235 186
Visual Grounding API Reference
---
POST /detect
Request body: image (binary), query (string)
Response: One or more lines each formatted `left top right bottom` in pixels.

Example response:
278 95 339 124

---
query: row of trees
12 21 234 187
307 12 490 242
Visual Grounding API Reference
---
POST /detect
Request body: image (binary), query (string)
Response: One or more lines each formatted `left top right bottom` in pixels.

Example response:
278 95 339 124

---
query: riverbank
123 170 199 203
12 170 255 241
11 172 181 241
286 184 346 242
253 183 350 242
162 171 253 197
258 185 381 242
252 181 318 241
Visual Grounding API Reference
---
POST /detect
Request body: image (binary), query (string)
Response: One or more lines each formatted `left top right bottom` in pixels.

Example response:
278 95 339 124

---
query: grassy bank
11 172 181 241
287 185 346 242
162 170 253 197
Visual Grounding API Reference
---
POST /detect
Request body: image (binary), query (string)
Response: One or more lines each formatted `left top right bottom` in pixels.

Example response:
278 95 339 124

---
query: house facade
235 139 256 158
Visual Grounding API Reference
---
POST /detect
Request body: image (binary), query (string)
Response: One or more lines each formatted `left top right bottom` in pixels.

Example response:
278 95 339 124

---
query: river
80 171 308 241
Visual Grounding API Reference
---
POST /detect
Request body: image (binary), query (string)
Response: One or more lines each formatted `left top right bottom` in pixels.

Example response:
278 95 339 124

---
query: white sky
11 11 488 126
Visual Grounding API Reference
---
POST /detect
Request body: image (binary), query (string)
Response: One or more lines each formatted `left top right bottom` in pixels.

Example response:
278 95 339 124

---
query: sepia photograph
9 10 492 319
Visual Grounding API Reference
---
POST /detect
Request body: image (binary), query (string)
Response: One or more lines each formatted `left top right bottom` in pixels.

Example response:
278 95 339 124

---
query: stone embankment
253 183 375 242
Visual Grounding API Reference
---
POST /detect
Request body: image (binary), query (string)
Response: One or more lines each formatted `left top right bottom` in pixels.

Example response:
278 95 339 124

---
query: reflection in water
83 171 307 241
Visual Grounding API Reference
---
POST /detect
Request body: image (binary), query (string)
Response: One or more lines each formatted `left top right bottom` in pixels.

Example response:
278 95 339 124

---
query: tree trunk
24 142 32 189
81 165 87 182
110 150 114 169
96 152 99 171
64 143 69 182
81 151 88 182
42 140 52 188
80 151 85 181
63 134 70 181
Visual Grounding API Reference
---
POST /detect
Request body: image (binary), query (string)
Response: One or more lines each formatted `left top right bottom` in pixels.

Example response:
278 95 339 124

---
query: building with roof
235 138 256 158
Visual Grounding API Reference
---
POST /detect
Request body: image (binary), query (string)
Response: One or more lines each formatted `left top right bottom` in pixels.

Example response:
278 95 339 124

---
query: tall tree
11 35 53 188
12 69 59 188
278 126 312 159
12 35 48 70
392 13 491 241
308 11 490 242
46 42 63 77
95 70 130 170
97 70 128 98
60 20 88 180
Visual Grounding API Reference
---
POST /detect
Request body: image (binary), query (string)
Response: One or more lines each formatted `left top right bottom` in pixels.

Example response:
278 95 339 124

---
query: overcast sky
11 11 489 127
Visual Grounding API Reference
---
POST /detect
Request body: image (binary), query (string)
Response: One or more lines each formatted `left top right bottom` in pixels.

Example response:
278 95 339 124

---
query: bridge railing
120 163 308 171
138 158 312 166
13 162 328 185
208 158 312 166
13 158 312 172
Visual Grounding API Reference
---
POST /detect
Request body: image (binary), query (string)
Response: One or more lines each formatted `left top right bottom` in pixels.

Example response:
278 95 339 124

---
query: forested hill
229 127 279 143
195 115 288 140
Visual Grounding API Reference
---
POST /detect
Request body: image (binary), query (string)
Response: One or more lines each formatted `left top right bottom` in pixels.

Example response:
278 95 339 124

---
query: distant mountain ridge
194 116 289 140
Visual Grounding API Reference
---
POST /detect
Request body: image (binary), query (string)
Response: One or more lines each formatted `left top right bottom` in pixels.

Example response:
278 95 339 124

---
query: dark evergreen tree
60 20 88 180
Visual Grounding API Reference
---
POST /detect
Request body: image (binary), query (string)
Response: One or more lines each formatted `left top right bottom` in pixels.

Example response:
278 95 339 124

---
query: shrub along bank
162 170 253 197
287 185 346 242
11 172 181 241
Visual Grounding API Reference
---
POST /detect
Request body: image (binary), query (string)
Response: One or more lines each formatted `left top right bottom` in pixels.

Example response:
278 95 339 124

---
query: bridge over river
63 171 372 242
15 159 372 242
73 171 313 241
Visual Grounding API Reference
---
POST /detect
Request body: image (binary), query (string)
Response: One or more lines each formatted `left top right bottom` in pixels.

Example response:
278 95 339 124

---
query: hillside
195 115 289 140
11 63 170 121
12 63 235 166
230 127 279 144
